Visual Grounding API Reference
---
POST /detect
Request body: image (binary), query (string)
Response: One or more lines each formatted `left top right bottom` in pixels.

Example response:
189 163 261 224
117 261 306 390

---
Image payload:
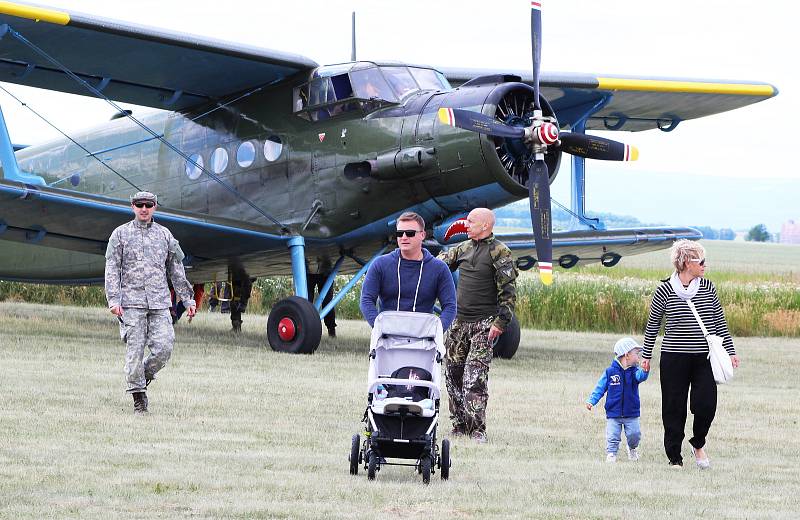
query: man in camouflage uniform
438 208 517 443
105 191 196 414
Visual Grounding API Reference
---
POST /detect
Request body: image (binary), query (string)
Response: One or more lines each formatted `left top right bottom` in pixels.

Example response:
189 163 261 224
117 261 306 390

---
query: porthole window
185 153 204 180
264 136 283 162
211 147 229 174
237 141 256 168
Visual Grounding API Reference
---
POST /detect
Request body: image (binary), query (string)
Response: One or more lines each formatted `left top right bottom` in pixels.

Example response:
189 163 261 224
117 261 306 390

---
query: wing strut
2 24 289 232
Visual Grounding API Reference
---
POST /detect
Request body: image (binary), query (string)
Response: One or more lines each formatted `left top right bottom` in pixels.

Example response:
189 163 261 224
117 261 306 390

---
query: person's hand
731 354 740 369
110 305 122 317
641 359 651 372
187 305 197 322
585 403 593 411
488 325 503 343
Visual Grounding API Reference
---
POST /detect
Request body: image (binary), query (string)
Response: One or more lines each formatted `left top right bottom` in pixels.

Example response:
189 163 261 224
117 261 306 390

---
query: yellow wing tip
0 1 70 24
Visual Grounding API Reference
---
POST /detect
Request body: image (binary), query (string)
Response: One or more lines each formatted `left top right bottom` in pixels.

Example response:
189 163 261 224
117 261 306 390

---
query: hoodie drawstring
396 254 423 312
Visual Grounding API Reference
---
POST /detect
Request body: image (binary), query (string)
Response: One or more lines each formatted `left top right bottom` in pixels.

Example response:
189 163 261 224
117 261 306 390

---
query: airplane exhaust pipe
368 146 436 179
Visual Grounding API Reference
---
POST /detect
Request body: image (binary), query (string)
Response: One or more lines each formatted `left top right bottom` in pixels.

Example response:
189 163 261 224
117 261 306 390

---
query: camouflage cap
130 191 157 204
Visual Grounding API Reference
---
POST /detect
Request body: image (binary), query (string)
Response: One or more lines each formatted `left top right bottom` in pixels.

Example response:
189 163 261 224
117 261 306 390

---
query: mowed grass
2 303 799 519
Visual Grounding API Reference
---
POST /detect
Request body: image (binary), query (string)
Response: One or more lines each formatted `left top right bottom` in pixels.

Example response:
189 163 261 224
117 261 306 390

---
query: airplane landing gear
267 296 322 354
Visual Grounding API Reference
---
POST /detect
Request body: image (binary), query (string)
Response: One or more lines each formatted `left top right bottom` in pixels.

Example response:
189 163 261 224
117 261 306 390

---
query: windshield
350 67 398 102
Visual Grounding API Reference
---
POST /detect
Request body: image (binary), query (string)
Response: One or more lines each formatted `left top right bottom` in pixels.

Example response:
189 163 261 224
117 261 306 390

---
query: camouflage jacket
438 234 517 330
104 219 195 310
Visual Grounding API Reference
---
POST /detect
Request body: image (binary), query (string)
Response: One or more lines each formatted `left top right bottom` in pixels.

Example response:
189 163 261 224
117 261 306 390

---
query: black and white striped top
643 278 735 359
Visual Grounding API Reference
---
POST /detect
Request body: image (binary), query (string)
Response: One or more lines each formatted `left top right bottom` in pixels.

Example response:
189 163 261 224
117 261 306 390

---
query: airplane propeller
437 1 638 285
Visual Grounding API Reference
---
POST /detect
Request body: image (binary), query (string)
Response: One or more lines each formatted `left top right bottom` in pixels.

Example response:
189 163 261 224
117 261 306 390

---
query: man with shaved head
438 207 517 443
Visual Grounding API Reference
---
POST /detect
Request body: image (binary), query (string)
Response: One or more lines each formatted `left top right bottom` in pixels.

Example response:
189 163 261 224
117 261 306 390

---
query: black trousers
660 352 717 464
306 272 336 331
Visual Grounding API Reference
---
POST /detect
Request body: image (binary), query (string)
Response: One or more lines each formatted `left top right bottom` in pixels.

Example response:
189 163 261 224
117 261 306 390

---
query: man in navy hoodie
586 338 650 463
359 212 456 331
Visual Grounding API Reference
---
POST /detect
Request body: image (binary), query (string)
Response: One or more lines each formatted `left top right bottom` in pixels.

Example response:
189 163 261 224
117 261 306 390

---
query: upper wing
494 227 702 269
0 1 318 111
441 68 778 132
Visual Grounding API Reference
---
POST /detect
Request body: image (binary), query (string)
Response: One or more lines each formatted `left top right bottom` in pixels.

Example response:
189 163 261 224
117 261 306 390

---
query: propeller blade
528 158 553 285
558 133 639 161
438 107 524 139
530 1 542 110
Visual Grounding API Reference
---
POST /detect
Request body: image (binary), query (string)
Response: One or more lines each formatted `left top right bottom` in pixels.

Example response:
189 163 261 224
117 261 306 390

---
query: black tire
267 296 322 354
420 456 431 484
440 439 450 480
367 452 378 480
349 434 360 475
492 314 521 359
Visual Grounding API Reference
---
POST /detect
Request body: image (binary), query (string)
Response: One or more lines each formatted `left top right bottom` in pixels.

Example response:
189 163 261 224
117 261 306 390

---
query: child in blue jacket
586 338 649 463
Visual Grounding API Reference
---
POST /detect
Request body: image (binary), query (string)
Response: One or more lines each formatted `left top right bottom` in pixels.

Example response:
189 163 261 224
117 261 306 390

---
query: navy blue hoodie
586 358 649 418
359 248 457 330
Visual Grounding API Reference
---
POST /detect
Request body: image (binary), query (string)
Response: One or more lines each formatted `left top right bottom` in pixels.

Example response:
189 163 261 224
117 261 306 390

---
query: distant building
780 220 800 244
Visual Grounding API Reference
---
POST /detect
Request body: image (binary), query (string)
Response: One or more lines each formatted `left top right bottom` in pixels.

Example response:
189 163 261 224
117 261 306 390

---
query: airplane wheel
267 296 322 354
492 314 520 359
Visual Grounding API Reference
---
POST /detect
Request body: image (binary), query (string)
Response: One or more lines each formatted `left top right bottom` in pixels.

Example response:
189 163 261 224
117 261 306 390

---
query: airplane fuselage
5 64 554 281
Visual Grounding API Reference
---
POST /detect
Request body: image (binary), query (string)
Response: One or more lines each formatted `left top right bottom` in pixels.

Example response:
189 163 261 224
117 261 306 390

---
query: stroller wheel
367 452 378 480
419 456 432 484
349 434 360 475
440 439 451 480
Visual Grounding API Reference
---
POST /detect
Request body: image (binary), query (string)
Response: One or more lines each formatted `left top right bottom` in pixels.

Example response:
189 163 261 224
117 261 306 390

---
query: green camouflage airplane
0 1 777 356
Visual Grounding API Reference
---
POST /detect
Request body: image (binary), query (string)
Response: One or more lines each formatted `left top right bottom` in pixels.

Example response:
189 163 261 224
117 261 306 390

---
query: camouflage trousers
119 307 175 393
445 317 494 435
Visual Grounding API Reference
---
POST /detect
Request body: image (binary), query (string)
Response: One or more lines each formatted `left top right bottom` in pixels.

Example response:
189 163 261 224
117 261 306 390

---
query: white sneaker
627 446 640 461
606 453 617 463
692 447 711 469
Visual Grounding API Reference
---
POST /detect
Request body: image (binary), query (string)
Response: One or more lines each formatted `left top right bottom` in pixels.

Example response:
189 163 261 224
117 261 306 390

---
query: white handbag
687 300 734 384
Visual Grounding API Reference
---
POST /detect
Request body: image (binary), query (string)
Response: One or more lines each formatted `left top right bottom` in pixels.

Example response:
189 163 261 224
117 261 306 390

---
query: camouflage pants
445 317 493 435
119 307 175 393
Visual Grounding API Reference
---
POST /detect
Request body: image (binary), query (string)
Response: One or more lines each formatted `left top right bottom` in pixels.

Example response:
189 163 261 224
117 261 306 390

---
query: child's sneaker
606 453 617 463
627 446 640 461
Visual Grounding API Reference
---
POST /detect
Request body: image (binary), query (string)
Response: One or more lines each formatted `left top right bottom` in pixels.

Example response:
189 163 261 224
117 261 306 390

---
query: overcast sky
1 0 797 231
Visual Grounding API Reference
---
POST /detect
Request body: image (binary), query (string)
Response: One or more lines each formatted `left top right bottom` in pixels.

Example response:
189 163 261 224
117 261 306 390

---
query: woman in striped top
641 240 739 468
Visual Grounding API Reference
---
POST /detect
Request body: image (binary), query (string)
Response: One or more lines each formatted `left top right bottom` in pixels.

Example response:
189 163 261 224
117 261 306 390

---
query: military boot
132 392 148 414
231 319 243 333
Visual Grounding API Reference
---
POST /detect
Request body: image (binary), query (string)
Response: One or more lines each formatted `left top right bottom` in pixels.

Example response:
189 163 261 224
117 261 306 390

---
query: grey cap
613 337 642 357
130 191 157 204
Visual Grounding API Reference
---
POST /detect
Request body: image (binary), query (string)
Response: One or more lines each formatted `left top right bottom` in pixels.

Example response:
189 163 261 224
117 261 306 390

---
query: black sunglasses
395 229 418 238
133 202 155 209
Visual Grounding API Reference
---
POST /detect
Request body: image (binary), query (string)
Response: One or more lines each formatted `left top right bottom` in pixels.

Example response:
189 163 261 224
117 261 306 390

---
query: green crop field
2 303 799 518
3 239 797 337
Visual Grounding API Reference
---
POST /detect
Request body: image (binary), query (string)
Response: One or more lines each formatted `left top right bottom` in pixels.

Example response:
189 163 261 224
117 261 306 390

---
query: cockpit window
381 67 420 99
409 67 450 90
350 68 398 102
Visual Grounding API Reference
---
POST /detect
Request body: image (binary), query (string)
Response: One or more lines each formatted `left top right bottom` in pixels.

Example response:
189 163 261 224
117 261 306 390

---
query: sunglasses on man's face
395 229 419 238
133 202 155 209
689 258 706 266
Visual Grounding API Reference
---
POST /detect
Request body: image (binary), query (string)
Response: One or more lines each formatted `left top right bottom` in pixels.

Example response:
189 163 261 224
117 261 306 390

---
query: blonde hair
670 239 705 272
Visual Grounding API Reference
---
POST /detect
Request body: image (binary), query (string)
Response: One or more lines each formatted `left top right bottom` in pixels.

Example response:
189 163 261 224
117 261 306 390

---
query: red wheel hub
277 317 296 341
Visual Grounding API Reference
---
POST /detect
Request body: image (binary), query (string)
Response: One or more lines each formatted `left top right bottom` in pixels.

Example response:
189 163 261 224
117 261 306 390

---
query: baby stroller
348 311 451 484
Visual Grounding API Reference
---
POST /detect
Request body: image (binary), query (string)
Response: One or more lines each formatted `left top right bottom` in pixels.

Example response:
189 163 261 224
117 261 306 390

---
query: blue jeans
606 417 641 454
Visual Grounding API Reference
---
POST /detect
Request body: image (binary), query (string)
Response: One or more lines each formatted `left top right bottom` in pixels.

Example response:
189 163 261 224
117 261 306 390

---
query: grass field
2 303 799 519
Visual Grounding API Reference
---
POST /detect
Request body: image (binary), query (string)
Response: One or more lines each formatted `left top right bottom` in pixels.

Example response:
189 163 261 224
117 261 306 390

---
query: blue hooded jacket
586 358 649 418
359 248 457 330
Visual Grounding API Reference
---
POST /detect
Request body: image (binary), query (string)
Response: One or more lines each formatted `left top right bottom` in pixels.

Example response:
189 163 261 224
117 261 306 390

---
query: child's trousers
606 417 641 454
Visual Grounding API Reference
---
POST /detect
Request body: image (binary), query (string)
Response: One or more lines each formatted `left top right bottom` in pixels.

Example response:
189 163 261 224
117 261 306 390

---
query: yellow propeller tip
629 146 639 161
539 271 553 285
438 107 455 126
